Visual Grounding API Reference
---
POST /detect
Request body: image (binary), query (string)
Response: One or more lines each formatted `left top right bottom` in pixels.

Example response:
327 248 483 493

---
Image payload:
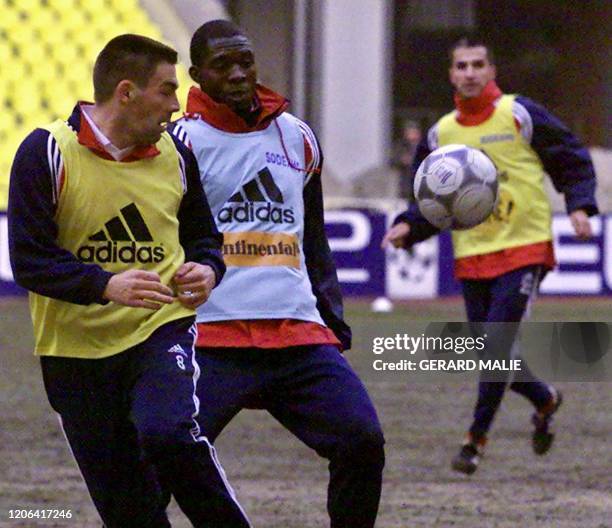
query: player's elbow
8 254 35 291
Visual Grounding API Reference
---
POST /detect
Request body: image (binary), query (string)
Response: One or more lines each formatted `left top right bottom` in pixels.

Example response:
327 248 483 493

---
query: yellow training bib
436 95 552 258
30 120 194 358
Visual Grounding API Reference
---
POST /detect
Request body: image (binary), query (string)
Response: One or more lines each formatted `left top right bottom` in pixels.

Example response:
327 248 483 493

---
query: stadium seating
0 0 193 209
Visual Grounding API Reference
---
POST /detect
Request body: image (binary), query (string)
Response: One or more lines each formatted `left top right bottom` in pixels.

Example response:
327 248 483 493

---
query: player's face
449 46 496 99
128 62 180 145
191 37 257 115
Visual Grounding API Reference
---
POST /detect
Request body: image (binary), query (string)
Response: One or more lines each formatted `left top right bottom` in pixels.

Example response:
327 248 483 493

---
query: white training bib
180 113 324 324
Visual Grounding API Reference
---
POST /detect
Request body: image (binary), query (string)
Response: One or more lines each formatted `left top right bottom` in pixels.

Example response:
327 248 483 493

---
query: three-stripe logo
76 203 166 264
88 203 154 242
227 168 284 203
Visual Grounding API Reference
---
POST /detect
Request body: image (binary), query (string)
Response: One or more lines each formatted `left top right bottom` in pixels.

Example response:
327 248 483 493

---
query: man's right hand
381 222 411 249
103 270 176 310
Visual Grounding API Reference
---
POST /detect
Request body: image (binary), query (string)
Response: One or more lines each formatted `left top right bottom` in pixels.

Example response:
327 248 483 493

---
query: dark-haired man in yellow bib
8 34 250 527
383 36 598 475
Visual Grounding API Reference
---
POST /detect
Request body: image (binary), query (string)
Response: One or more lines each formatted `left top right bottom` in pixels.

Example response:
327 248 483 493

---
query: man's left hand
569 209 592 240
172 262 217 308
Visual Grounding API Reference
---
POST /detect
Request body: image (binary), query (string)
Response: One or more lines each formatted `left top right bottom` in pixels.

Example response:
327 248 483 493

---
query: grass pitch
1 296 611 527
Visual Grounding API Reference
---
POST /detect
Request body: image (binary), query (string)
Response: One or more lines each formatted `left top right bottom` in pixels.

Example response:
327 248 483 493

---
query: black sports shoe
532 389 563 455
451 440 484 475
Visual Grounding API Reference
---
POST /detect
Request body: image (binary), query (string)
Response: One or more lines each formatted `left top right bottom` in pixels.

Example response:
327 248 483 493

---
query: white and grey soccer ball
414 144 498 230
370 296 394 313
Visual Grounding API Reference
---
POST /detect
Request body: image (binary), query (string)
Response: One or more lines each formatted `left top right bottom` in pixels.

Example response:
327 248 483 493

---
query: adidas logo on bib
217 168 295 225
77 203 165 264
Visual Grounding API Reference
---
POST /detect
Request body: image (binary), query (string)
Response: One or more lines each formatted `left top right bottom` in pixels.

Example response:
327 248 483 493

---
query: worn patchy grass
1 296 610 527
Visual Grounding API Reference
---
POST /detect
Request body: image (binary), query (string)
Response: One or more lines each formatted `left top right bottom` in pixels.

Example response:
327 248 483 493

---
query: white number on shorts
176 355 186 370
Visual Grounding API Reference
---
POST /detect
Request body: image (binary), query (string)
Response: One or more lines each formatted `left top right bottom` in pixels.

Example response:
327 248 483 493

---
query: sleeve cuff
201 258 225 288
90 271 114 305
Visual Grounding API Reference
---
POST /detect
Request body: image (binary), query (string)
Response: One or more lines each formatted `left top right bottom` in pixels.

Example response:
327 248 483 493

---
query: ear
116 80 136 103
189 66 200 85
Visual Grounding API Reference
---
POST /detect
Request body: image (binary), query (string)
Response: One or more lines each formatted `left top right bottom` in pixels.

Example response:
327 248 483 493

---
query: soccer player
8 34 250 527
382 36 598 475
169 20 385 527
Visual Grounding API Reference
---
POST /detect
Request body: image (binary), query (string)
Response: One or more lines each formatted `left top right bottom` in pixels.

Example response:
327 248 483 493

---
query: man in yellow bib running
383 36 598 475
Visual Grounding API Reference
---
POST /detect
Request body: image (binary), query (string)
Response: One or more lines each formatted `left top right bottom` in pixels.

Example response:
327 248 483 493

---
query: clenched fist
172 262 217 308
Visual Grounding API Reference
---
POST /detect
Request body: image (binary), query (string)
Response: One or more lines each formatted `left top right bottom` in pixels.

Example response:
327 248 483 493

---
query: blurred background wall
0 0 610 295
0 0 609 209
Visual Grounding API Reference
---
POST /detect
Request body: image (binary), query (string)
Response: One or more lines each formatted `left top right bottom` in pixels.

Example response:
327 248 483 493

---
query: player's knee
358 429 386 468
339 425 386 469
137 415 191 448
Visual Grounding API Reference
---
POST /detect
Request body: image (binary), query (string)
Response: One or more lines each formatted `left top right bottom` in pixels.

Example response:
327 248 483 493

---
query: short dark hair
449 36 495 65
190 19 248 67
93 34 178 103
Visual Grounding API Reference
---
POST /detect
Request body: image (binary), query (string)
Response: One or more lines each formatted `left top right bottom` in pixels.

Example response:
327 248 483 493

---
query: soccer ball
370 296 394 313
413 144 498 230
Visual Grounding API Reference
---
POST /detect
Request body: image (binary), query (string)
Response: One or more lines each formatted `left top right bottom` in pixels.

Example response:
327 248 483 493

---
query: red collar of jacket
454 80 503 126
75 102 160 161
185 85 289 133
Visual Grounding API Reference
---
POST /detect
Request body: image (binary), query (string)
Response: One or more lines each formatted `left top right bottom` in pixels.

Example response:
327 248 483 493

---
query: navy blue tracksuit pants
41 317 250 528
195 344 385 528
461 265 554 439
